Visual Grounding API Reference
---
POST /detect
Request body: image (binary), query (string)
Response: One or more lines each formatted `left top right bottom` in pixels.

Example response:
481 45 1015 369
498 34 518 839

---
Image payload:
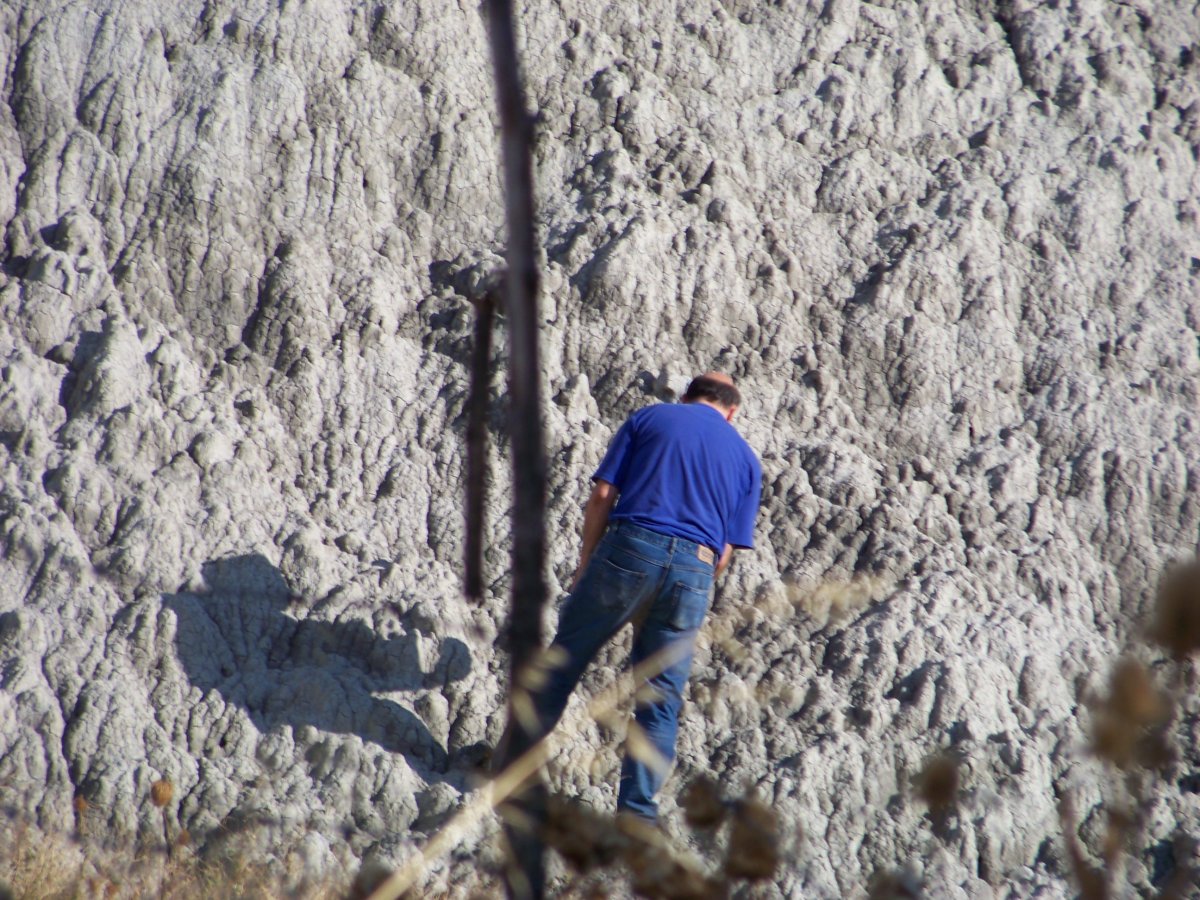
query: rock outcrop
1 0 1198 894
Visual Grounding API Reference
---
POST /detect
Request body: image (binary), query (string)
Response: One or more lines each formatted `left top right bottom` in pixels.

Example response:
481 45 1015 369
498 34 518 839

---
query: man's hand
571 480 619 591
715 544 733 578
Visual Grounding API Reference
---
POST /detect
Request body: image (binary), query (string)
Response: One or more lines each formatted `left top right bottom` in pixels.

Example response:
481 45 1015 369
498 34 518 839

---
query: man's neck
686 399 734 421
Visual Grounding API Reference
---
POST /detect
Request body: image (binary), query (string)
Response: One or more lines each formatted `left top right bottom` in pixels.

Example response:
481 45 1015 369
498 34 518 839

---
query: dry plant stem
464 292 495 602
366 578 861 900
484 0 544 673
483 0 546 894
365 637 695 900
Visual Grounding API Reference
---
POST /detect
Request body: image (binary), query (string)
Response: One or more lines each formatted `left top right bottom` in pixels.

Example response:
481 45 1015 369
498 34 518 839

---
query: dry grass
358 567 836 899
360 618 785 899
535 784 779 900
0 822 88 900
0 814 348 900
5 557 1194 898
784 575 890 626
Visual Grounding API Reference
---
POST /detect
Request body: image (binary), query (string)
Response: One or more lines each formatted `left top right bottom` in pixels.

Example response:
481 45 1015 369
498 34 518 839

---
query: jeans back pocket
668 579 711 631
588 555 650 611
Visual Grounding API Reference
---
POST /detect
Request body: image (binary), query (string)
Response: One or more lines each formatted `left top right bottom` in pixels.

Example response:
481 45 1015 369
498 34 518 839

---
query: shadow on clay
163 553 472 780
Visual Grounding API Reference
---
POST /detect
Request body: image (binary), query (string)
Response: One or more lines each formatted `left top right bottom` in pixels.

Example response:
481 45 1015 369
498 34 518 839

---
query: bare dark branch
464 291 495 602
483 0 547 895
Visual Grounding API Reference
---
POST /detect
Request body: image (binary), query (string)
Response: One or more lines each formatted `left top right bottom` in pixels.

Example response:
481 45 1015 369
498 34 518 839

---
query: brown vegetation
1057 557 1200 900
537 782 779 900
0 779 348 900
0 821 346 899
6 559 1195 898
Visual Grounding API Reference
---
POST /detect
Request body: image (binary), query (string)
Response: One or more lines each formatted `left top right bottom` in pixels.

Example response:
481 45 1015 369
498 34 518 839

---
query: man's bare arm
715 543 734 578
572 480 619 589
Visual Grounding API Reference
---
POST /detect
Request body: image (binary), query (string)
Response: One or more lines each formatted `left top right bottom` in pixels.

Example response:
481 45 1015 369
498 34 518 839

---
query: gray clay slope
1 0 1198 895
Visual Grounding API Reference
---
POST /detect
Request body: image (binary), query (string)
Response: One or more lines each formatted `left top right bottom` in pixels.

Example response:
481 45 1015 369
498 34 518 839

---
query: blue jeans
530 521 714 820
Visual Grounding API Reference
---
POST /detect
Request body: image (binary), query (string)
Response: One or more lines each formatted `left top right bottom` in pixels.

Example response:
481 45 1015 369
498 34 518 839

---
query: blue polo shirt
593 402 761 552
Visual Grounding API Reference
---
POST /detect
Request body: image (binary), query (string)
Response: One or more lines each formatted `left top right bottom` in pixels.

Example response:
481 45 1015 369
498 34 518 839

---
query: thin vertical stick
484 0 547 896
465 293 495 602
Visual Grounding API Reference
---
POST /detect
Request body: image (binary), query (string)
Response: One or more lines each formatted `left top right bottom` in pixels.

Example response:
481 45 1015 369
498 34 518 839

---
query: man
528 372 761 823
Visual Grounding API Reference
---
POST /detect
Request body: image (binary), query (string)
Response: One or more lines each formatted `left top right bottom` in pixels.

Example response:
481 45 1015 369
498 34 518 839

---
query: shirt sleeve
727 455 762 548
592 414 637 489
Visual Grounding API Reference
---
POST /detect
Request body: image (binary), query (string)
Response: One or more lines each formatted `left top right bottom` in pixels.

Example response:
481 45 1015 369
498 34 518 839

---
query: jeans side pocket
668 580 711 631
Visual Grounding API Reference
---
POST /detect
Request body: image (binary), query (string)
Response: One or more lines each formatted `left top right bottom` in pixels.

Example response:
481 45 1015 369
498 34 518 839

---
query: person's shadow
163 554 471 777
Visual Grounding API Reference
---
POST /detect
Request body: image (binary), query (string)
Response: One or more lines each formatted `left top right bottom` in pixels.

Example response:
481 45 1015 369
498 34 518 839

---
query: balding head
682 373 742 417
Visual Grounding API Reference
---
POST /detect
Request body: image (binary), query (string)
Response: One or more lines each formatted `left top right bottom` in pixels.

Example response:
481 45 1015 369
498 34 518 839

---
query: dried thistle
623 835 718 900
1134 727 1173 771
1107 658 1169 726
1092 658 1173 770
542 795 622 874
1149 560 1200 660
1155 835 1196 900
71 793 89 842
1058 793 1108 900
541 794 722 899
1091 714 1137 770
914 753 959 816
866 867 922 899
150 779 174 809
1100 807 1132 869
723 795 779 881
680 777 727 830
